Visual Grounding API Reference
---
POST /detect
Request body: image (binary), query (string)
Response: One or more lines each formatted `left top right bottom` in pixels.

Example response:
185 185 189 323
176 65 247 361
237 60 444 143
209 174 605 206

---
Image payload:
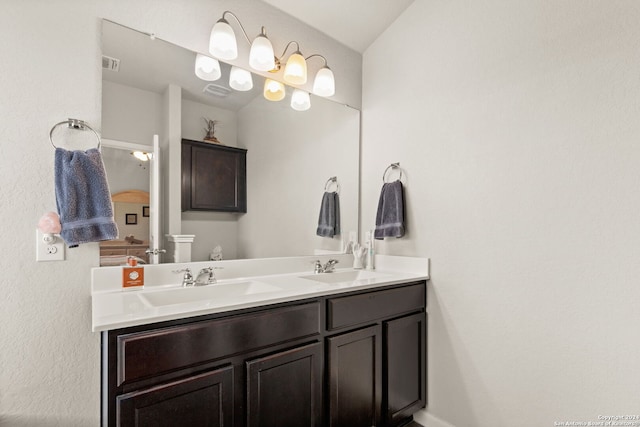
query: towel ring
382 163 402 183
49 118 101 150
324 176 340 193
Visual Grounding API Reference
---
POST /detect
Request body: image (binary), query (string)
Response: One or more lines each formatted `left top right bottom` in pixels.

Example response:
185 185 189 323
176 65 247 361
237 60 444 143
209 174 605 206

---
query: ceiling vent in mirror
102 55 120 72
203 83 231 98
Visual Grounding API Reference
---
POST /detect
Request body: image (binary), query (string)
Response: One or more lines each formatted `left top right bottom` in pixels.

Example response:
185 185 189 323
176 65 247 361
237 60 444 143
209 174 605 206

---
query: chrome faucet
195 267 219 286
313 259 339 274
173 268 195 287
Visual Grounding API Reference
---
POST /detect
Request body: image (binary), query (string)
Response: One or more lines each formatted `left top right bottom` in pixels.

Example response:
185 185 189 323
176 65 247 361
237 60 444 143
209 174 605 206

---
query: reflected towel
55 148 118 247
374 180 405 239
316 191 340 238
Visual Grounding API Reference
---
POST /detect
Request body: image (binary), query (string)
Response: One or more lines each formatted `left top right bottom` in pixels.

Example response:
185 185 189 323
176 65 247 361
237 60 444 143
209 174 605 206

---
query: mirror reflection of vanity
101 20 360 264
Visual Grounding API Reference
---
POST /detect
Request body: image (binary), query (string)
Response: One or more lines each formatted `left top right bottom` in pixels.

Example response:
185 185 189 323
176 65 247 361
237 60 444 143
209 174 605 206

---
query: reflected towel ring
324 176 340 193
49 118 101 150
382 162 402 183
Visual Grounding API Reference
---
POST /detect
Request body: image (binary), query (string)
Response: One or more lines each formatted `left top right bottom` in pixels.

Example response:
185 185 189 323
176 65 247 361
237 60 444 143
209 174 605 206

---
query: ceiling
260 0 415 53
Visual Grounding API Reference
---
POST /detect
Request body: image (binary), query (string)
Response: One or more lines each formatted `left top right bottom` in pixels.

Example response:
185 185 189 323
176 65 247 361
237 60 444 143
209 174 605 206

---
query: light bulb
132 151 152 161
229 66 253 91
291 89 311 111
209 19 237 60
283 52 307 85
195 54 221 81
249 33 275 71
313 66 335 97
263 79 285 101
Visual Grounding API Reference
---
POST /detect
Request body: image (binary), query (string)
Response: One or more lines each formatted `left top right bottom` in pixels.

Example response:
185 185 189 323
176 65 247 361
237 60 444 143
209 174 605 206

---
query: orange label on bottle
123 266 144 288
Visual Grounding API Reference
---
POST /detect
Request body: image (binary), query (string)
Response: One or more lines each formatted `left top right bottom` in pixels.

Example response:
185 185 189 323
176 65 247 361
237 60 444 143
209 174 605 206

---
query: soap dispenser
365 230 375 270
122 257 144 289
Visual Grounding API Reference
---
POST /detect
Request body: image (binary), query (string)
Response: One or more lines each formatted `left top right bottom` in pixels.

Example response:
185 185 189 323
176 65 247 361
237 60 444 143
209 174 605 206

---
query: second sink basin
300 270 389 284
140 281 283 307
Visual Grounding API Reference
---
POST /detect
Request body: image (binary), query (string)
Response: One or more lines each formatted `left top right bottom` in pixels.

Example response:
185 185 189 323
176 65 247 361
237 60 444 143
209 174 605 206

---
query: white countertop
91 254 429 332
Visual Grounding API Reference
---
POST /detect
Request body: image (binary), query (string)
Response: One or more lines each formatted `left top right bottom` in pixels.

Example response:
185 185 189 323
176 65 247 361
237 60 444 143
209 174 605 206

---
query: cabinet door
182 140 247 212
384 313 427 426
116 365 233 427
246 342 323 427
327 325 382 427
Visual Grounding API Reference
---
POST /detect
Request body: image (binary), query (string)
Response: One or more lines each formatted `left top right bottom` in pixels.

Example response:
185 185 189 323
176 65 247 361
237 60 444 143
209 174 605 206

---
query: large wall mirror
101 20 360 264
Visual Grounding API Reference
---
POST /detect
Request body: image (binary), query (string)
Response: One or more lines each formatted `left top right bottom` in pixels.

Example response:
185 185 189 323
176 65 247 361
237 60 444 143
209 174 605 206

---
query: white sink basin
140 281 283 307
300 270 389 284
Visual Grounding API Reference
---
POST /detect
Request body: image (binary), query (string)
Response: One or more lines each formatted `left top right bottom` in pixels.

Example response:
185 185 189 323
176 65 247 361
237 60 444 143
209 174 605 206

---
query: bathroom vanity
93 255 428 427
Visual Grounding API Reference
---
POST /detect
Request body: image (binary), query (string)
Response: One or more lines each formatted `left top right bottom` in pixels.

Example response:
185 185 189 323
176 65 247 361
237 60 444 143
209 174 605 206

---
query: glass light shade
249 35 275 71
283 52 307 85
290 89 311 111
209 19 237 60
229 66 253 91
194 54 221 81
132 151 152 161
313 66 335 97
263 79 286 101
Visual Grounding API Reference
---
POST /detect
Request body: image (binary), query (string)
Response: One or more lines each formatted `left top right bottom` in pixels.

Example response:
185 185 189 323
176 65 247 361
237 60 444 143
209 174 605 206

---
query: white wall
237 93 360 259
0 1 360 425
362 1 640 426
102 80 162 146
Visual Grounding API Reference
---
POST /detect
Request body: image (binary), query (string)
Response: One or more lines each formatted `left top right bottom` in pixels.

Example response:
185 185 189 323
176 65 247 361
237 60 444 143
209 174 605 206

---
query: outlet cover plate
36 230 65 261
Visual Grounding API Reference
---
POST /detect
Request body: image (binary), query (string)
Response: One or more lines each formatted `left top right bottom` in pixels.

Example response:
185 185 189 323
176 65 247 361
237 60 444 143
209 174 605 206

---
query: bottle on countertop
122 257 144 289
365 230 375 270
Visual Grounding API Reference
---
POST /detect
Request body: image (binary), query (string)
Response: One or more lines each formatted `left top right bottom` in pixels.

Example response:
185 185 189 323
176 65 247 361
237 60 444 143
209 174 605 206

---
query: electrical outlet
36 230 65 261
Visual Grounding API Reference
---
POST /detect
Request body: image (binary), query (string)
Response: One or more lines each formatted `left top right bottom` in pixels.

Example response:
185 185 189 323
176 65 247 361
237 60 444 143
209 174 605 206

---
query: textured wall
362 1 640 426
0 1 360 425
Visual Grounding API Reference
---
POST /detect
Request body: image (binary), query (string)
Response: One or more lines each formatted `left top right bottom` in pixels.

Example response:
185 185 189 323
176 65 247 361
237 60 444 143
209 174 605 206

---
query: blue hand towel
374 180 405 239
316 191 340 238
55 148 118 247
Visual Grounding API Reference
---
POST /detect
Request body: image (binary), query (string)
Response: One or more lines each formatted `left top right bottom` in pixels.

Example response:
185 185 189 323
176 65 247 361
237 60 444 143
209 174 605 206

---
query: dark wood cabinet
384 313 427 426
116 365 233 427
246 342 323 427
327 325 382 427
182 139 247 212
102 281 426 427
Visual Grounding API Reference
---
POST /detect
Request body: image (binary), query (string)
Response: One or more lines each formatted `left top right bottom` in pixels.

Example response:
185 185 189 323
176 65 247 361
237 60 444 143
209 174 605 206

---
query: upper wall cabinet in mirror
101 20 360 263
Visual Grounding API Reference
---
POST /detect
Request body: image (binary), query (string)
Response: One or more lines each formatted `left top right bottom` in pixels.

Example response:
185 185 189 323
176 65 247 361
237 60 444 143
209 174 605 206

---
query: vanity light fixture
263 78 286 101
207 10 336 99
291 89 311 111
194 54 221 81
229 66 253 91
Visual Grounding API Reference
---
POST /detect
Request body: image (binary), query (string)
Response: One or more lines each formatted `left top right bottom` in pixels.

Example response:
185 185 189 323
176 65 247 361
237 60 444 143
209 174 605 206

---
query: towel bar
324 176 340 193
49 118 101 149
382 163 402 183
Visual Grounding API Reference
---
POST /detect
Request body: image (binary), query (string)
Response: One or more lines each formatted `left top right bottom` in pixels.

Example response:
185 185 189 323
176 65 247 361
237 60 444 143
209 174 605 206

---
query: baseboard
413 409 457 427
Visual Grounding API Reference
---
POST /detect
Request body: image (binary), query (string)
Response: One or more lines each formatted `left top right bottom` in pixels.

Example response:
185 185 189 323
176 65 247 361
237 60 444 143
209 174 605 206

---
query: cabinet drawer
126 248 148 259
327 283 425 330
101 248 127 256
117 302 320 386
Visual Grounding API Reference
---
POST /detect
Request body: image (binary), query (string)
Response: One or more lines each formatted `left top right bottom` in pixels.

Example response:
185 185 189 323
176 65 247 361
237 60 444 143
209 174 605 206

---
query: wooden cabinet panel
103 281 428 427
384 313 427 426
116 365 233 427
327 282 425 330
327 325 382 427
117 303 320 386
182 139 246 212
246 342 323 427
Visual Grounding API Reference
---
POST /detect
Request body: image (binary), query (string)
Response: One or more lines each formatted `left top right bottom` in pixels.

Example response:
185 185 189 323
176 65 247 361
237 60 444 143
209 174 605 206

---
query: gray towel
316 191 340 237
374 180 405 239
55 148 118 247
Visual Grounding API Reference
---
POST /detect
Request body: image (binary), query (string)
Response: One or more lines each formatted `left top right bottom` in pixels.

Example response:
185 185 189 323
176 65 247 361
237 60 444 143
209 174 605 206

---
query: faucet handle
172 268 194 286
198 266 223 285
